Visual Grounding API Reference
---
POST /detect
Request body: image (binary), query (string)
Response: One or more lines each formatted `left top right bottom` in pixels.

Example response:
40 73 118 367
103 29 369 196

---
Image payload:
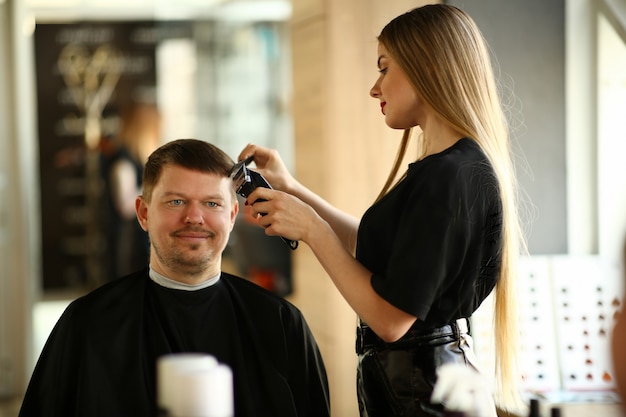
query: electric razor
230 156 298 250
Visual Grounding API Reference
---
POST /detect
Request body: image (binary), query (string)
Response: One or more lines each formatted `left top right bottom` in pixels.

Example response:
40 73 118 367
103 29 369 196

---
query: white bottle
157 353 218 416
175 364 234 417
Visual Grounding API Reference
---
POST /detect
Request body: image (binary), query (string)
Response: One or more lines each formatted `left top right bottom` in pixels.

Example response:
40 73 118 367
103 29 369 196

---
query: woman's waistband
355 318 470 355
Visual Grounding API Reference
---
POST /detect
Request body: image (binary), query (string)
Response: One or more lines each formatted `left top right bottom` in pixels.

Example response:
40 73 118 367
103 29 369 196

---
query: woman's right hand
237 143 294 192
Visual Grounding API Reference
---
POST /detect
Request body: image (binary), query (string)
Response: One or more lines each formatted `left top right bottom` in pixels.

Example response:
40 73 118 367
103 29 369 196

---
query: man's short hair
142 139 235 202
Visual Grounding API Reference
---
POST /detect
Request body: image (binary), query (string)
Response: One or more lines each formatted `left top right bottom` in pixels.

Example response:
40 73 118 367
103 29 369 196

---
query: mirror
33 16 294 294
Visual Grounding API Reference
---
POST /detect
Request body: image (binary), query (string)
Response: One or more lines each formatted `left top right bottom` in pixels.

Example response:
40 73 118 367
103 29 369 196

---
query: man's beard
151 238 214 276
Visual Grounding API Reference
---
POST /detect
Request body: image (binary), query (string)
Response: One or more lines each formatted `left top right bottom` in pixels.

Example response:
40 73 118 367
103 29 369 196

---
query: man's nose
184 203 205 224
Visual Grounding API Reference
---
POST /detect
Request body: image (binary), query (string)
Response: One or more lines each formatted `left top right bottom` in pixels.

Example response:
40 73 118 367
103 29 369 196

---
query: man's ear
230 199 239 232
135 196 149 231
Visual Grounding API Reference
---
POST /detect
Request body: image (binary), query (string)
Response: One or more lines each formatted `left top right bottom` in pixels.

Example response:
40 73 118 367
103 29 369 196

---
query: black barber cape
19 269 330 417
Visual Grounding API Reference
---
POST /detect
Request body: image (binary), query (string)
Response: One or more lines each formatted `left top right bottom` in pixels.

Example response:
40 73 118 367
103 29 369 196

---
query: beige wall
287 1 430 415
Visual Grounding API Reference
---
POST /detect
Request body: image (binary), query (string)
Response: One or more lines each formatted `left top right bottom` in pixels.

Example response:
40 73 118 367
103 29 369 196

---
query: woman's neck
419 115 464 158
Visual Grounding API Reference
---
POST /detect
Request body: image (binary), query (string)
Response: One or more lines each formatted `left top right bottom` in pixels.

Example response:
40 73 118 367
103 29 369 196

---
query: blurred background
0 0 625 416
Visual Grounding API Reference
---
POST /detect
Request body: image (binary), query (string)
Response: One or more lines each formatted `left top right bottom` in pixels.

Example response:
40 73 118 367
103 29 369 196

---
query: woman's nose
370 78 381 98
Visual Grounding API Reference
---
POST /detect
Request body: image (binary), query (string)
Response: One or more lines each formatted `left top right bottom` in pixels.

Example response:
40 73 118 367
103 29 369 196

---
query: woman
238 4 524 416
102 102 162 278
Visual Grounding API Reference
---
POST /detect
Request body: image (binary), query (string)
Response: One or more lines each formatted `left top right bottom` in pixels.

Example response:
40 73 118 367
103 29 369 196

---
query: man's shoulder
219 273 315 342
67 270 148 316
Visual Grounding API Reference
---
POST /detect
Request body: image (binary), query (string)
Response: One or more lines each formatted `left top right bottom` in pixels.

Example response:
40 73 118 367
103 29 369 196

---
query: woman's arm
247 186 417 342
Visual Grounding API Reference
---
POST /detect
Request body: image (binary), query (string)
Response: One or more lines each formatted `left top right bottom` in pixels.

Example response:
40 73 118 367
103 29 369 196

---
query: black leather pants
355 319 480 417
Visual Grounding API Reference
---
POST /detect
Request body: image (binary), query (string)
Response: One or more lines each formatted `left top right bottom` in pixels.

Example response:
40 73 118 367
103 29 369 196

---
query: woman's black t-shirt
356 138 502 329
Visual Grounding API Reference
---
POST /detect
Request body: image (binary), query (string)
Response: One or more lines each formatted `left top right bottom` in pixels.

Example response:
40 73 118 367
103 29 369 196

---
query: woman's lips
380 102 386 114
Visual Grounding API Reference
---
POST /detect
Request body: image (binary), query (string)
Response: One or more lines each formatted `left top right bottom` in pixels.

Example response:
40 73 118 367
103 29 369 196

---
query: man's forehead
156 166 226 185
159 164 227 178
153 165 234 199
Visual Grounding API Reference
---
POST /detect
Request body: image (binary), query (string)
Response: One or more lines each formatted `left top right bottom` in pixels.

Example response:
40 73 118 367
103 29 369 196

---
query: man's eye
206 201 219 208
171 199 184 206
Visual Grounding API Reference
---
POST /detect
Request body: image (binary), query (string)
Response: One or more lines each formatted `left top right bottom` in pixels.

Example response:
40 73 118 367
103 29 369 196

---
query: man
19 139 330 417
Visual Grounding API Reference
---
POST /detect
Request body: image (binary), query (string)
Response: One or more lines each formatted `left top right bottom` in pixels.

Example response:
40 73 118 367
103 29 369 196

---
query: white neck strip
149 266 221 291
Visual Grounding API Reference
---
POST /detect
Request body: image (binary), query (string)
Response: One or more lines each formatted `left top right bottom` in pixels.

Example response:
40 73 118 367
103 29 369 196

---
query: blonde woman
238 4 524 416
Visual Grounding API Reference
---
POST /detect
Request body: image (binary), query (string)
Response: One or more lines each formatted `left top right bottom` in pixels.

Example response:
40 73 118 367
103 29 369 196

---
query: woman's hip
356 321 483 417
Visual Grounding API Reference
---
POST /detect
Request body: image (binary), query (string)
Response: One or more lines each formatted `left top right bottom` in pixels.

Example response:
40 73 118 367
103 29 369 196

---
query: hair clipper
230 157 298 250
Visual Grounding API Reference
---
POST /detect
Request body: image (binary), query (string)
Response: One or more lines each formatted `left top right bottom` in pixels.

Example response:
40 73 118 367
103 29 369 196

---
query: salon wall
0 0 38 400
447 0 567 255
0 0 18 399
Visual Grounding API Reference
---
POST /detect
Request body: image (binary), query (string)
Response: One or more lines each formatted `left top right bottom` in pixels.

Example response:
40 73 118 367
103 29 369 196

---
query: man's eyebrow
161 191 185 198
161 191 225 201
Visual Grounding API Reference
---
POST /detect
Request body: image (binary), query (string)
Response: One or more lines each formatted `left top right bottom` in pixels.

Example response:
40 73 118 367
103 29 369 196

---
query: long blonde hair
377 4 525 410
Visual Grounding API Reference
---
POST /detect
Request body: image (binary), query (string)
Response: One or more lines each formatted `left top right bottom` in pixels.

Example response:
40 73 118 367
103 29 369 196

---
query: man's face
136 164 238 283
